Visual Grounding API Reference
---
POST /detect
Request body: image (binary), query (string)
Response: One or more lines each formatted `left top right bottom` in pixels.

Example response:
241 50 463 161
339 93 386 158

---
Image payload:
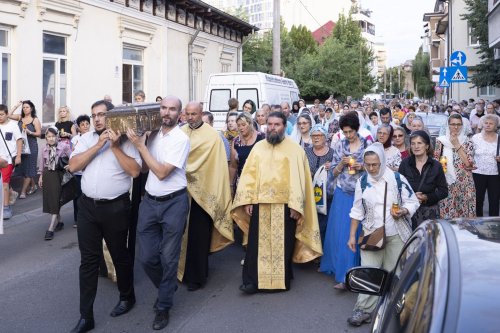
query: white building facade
424 0 499 102
0 0 255 124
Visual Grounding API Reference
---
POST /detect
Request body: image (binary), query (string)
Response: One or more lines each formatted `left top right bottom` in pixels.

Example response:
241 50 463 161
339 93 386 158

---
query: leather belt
82 192 129 204
146 188 187 202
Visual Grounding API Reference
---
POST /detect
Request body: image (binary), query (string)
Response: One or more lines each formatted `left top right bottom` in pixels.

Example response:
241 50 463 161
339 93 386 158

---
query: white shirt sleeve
161 136 190 169
350 180 365 221
70 132 91 158
121 139 142 167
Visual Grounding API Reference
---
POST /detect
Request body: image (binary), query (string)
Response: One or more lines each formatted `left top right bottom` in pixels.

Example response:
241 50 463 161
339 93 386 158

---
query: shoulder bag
358 182 387 251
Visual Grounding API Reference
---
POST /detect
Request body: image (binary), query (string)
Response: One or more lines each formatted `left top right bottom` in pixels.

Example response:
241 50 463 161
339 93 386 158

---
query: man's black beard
162 118 177 129
266 131 285 145
95 128 105 135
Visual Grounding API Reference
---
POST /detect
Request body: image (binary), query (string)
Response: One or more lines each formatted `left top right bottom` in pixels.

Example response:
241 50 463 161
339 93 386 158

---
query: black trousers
183 199 213 286
473 173 500 217
72 175 82 223
242 204 297 290
77 194 135 319
130 172 147 267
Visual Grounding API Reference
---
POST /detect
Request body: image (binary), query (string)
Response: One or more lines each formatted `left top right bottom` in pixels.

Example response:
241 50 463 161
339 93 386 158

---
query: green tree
412 47 434 99
289 25 316 54
462 0 500 87
376 66 404 96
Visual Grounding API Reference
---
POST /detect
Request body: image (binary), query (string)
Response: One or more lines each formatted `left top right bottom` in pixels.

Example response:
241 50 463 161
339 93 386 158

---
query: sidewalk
3 175 74 230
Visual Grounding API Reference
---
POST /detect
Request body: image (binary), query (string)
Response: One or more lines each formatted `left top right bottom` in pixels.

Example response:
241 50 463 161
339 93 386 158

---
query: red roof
312 21 336 45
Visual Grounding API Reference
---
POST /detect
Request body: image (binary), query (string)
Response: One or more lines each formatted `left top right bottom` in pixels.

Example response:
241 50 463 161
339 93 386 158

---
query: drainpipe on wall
188 29 201 101
237 30 255 72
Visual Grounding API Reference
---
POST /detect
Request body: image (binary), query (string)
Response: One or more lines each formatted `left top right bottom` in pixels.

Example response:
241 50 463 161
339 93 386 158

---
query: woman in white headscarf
434 114 476 218
290 112 316 148
346 142 419 327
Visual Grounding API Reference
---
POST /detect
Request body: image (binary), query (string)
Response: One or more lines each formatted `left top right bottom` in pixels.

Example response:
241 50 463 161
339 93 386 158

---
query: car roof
442 218 500 332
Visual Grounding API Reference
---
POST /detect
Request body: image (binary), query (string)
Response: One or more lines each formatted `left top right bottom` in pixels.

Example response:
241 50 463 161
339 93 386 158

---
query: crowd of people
0 91 499 331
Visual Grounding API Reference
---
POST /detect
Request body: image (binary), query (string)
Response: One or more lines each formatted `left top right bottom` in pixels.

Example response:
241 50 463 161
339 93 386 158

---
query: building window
42 33 67 123
468 22 479 46
122 46 144 103
193 58 203 100
0 28 10 106
221 63 231 73
479 86 495 96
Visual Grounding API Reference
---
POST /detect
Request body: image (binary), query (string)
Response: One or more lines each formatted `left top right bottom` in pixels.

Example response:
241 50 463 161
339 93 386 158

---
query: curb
4 204 73 230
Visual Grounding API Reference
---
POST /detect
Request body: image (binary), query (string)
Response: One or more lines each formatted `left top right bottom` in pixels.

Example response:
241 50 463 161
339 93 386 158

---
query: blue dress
319 136 367 283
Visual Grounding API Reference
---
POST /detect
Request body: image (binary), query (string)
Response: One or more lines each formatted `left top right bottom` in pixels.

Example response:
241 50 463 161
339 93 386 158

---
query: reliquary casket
105 103 162 135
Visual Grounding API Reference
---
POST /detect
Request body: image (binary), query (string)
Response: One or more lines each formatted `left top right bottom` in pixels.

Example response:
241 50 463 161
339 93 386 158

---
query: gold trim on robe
231 137 323 289
178 123 234 281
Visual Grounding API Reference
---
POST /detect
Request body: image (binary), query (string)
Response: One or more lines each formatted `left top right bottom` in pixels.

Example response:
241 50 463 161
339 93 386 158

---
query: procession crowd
0 92 499 332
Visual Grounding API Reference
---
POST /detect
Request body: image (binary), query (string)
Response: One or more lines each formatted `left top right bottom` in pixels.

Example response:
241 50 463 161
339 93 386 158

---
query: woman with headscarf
38 127 72 240
290 113 315 148
434 114 476 218
346 142 419 327
305 125 334 245
376 124 402 171
319 112 367 290
399 131 448 229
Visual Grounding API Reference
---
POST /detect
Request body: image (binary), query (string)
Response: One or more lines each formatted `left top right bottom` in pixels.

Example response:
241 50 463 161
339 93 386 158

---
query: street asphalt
0 190 371 333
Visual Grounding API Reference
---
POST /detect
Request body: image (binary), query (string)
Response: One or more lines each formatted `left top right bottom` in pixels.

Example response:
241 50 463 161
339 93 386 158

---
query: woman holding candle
320 111 367 290
434 114 476 218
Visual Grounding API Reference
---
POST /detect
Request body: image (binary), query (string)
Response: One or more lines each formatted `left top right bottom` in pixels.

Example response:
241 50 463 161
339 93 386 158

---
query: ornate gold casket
105 103 162 135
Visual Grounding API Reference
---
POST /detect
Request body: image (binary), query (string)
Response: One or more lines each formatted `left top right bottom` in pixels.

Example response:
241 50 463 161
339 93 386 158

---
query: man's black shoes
110 298 136 317
239 283 258 294
70 318 95 333
187 282 202 291
152 310 170 330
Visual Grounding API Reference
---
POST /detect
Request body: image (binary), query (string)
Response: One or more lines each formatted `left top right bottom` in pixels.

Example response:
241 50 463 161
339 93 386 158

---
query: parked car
345 218 500 333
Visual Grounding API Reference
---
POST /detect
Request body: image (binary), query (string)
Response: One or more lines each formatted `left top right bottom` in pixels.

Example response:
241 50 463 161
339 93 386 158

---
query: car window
377 233 433 332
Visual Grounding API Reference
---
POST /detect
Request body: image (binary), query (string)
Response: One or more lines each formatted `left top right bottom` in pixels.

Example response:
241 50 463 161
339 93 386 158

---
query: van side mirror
345 267 389 296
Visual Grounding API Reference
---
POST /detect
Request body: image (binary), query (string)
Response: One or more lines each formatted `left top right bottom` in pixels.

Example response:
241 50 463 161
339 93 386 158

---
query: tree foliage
462 0 500 87
376 66 404 96
412 47 434 99
242 11 375 100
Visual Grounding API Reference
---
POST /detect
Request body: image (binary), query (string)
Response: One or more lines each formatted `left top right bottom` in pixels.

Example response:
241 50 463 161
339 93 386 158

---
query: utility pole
272 0 281 76
383 67 387 99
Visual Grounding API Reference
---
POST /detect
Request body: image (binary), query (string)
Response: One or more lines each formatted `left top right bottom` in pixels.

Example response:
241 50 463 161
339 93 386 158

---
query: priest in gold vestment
178 102 234 291
232 112 322 293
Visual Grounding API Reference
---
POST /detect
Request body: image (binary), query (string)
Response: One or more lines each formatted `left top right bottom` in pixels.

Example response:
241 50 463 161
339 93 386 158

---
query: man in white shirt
0 104 22 219
126 96 190 331
68 100 142 333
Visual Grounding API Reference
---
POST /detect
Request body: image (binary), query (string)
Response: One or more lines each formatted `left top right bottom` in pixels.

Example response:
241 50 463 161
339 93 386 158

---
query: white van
203 72 300 130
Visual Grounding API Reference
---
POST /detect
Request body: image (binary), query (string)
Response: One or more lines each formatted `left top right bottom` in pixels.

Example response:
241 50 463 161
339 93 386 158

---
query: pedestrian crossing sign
439 78 449 87
450 67 467 82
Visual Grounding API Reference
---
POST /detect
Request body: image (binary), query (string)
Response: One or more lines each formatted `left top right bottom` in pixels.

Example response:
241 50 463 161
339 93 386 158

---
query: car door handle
395 294 405 314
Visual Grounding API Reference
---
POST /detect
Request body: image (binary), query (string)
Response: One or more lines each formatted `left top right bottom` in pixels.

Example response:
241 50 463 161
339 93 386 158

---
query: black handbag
57 155 69 171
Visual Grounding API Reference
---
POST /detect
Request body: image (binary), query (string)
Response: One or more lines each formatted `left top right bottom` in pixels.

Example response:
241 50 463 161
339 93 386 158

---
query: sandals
19 193 26 199
27 185 38 195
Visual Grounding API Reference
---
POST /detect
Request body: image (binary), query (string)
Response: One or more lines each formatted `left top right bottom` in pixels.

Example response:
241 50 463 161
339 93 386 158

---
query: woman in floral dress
434 114 476 218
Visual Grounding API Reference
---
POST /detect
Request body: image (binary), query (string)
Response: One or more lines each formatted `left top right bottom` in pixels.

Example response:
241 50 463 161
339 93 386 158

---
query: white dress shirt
145 126 190 196
70 131 141 199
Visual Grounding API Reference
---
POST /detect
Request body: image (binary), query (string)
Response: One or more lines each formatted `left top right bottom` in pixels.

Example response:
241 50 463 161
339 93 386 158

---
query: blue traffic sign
439 65 468 87
439 67 450 87
449 66 467 82
450 51 466 67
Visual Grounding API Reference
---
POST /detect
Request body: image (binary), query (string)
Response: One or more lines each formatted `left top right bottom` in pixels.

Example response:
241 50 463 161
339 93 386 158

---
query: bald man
178 102 234 291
